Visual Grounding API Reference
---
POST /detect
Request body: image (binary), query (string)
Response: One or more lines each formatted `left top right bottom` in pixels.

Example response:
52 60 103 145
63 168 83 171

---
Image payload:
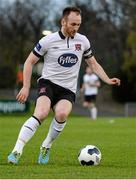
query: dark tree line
0 0 52 88
0 0 136 102
69 0 136 102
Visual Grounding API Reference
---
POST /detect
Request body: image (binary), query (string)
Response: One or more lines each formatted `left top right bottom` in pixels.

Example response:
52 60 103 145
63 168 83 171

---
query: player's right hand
16 87 29 103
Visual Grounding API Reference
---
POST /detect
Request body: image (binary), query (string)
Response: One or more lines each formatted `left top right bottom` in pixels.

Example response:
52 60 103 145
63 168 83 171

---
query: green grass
0 114 136 179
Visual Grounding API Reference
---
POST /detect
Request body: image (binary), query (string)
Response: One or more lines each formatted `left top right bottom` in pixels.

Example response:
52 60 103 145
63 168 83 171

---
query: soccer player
81 66 101 120
8 7 120 165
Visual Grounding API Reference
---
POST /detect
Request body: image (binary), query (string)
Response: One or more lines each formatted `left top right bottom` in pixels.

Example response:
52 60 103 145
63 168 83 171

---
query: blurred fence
0 89 37 101
0 100 30 113
73 93 125 117
0 88 135 117
74 87 136 117
124 102 136 117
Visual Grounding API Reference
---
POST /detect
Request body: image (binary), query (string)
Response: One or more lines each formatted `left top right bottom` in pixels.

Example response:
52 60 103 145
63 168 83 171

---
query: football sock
42 118 66 149
12 116 41 154
90 107 97 120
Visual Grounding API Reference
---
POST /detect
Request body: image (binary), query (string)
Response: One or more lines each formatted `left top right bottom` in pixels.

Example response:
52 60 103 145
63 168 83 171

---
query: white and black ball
78 145 102 166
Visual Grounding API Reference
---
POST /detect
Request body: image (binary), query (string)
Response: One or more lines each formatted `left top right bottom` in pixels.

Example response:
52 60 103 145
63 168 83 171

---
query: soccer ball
78 145 102 166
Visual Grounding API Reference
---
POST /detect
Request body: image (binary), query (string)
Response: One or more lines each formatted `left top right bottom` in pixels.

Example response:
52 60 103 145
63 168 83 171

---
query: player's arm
16 52 39 103
85 56 120 86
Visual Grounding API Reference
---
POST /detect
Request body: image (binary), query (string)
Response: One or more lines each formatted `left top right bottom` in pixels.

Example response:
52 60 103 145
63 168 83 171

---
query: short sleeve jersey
83 73 99 95
33 31 93 93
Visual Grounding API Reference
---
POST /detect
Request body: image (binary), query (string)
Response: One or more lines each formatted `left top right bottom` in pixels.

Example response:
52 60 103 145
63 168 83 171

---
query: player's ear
61 18 66 26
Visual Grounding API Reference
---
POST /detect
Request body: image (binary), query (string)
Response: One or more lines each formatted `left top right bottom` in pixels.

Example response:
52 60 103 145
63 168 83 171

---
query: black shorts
84 95 97 102
37 79 76 108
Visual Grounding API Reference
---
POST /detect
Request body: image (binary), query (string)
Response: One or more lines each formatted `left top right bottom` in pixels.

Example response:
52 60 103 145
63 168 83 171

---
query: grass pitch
0 113 136 179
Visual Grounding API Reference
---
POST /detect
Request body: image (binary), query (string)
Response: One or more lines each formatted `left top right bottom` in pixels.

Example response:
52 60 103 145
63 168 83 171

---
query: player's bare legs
33 96 51 121
38 99 72 164
8 96 51 164
83 101 97 120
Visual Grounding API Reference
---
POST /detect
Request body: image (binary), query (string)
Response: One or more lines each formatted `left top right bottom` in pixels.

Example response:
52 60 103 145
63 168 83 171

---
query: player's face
62 12 81 37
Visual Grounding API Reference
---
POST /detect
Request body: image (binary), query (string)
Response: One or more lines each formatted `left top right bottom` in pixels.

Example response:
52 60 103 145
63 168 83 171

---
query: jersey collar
58 31 74 39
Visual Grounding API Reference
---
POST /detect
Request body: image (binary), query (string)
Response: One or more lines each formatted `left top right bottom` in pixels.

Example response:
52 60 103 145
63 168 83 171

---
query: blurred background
0 0 136 117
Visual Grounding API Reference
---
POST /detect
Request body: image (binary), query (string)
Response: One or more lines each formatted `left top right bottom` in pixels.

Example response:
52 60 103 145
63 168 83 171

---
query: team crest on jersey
39 87 46 94
58 53 78 67
75 44 81 51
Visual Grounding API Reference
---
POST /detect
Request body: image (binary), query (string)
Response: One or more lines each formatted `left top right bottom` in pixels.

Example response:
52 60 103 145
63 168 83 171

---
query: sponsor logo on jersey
36 43 42 51
58 53 78 67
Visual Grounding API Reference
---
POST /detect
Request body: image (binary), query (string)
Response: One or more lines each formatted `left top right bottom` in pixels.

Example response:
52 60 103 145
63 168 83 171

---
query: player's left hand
109 78 121 86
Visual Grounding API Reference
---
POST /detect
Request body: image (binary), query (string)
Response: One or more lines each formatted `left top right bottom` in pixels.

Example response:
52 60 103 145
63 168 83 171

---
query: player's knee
55 109 68 121
34 109 49 122
83 102 88 107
